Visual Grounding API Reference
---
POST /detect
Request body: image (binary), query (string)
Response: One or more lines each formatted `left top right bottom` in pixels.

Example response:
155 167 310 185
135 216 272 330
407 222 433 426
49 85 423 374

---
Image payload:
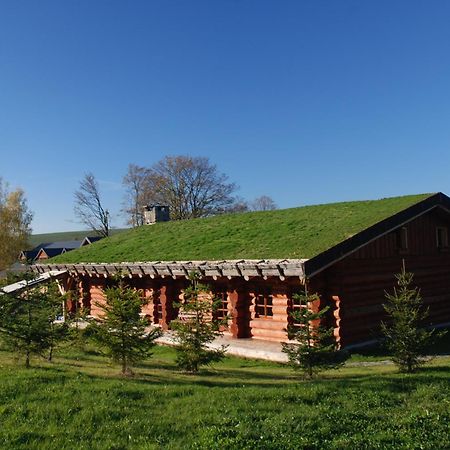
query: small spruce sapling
381 263 441 373
0 273 65 367
87 278 161 376
65 286 91 353
45 281 69 361
171 272 227 373
282 289 345 378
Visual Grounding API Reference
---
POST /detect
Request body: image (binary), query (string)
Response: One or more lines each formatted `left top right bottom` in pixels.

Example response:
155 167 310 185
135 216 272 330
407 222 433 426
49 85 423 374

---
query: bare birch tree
0 179 33 270
74 173 110 237
122 164 150 227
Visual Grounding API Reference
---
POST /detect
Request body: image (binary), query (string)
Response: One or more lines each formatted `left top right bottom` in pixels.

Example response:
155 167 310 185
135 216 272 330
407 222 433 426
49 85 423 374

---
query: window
254 292 273 318
436 227 448 249
396 227 408 251
290 293 306 329
153 296 163 323
213 291 229 321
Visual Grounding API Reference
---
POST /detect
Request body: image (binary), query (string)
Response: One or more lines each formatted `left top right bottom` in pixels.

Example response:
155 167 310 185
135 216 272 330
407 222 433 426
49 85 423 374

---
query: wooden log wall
320 209 450 347
67 274 305 342
247 279 303 342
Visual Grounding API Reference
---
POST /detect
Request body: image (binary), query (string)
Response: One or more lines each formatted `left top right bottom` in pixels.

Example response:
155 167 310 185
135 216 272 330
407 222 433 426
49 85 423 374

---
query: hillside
48 194 432 264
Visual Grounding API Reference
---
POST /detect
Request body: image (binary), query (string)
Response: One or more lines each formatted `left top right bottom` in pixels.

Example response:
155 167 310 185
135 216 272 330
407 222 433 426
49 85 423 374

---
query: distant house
35 248 68 260
20 236 103 262
33 193 450 348
81 236 103 246
19 243 51 262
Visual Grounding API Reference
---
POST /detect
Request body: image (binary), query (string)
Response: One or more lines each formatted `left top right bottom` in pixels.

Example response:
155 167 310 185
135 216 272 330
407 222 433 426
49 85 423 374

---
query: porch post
159 283 178 330
228 286 251 338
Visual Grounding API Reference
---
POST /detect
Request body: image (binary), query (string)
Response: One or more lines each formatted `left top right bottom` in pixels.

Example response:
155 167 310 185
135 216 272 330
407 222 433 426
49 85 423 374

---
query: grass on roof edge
48 193 433 264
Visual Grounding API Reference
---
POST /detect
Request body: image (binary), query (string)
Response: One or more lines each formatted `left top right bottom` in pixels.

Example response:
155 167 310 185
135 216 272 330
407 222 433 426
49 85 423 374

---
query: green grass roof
49 194 433 263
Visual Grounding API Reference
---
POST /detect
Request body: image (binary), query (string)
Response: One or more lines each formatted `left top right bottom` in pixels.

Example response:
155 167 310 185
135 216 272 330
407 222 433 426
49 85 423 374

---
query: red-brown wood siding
321 209 450 346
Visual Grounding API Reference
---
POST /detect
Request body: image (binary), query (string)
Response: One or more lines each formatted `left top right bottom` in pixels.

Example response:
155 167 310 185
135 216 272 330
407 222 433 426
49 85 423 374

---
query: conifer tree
87 279 161 376
45 281 69 362
382 263 438 373
171 272 227 373
282 289 345 378
0 274 65 367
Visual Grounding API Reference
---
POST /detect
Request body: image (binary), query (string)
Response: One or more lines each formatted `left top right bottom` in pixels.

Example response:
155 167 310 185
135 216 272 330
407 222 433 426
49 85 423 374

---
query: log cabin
32 192 450 348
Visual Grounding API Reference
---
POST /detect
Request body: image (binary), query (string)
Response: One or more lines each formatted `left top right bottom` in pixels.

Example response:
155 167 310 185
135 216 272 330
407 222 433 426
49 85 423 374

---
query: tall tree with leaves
171 272 227 373
0 179 33 271
87 279 161 376
0 274 65 367
282 289 345 378
250 195 277 211
381 263 438 373
74 173 110 237
143 155 238 220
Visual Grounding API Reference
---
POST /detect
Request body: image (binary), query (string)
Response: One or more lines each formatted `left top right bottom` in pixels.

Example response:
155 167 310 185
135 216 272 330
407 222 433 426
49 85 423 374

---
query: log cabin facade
33 192 450 348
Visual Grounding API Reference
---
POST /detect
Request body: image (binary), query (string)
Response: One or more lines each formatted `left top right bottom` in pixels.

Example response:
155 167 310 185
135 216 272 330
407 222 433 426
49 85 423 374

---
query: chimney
143 205 170 225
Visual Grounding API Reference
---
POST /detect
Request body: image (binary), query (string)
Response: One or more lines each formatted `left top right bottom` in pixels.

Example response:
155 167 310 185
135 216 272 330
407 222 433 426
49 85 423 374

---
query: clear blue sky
2 0 450 234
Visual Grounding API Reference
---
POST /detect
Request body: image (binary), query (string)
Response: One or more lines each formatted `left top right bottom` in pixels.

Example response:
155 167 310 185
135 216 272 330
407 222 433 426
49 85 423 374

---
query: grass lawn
0 345 449 449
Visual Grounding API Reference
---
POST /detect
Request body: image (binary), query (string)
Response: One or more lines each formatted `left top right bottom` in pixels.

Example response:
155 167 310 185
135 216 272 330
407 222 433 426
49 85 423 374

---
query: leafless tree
0 179 33 270
122 164 150 227
222 197 249 214
74 173 110 237
143 156 238 220
251 195 277 211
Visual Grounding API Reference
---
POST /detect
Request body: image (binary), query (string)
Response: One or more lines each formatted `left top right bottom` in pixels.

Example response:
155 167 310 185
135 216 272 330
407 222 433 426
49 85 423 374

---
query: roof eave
305 192 450 278
32 259 308 282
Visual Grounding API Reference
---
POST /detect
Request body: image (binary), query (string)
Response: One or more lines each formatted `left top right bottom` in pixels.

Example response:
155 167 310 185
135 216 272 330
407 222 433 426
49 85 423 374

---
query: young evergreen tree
45 281 69 362
381 263 437 373
171 272 227 373
0 275 64 367
87 279 161 376
282 289 345 378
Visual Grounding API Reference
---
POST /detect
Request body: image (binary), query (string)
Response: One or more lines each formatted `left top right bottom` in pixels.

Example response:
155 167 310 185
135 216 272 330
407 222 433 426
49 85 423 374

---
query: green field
0 344 449 449
50 194 431 263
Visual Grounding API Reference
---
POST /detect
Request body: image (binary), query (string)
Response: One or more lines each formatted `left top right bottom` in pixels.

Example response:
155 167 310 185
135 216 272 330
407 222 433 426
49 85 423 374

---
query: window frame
436 226 449 249
254 291 274 319
396 226 409 252
213 291 229 322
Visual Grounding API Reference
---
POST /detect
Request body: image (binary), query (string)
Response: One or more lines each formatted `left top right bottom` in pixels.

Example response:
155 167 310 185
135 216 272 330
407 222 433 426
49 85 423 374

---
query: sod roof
49 193 435 265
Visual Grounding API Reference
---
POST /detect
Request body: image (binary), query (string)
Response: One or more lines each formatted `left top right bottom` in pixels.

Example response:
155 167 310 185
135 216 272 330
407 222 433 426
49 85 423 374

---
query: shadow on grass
349 327 450 359
2 348 450 396
52 359 450 394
